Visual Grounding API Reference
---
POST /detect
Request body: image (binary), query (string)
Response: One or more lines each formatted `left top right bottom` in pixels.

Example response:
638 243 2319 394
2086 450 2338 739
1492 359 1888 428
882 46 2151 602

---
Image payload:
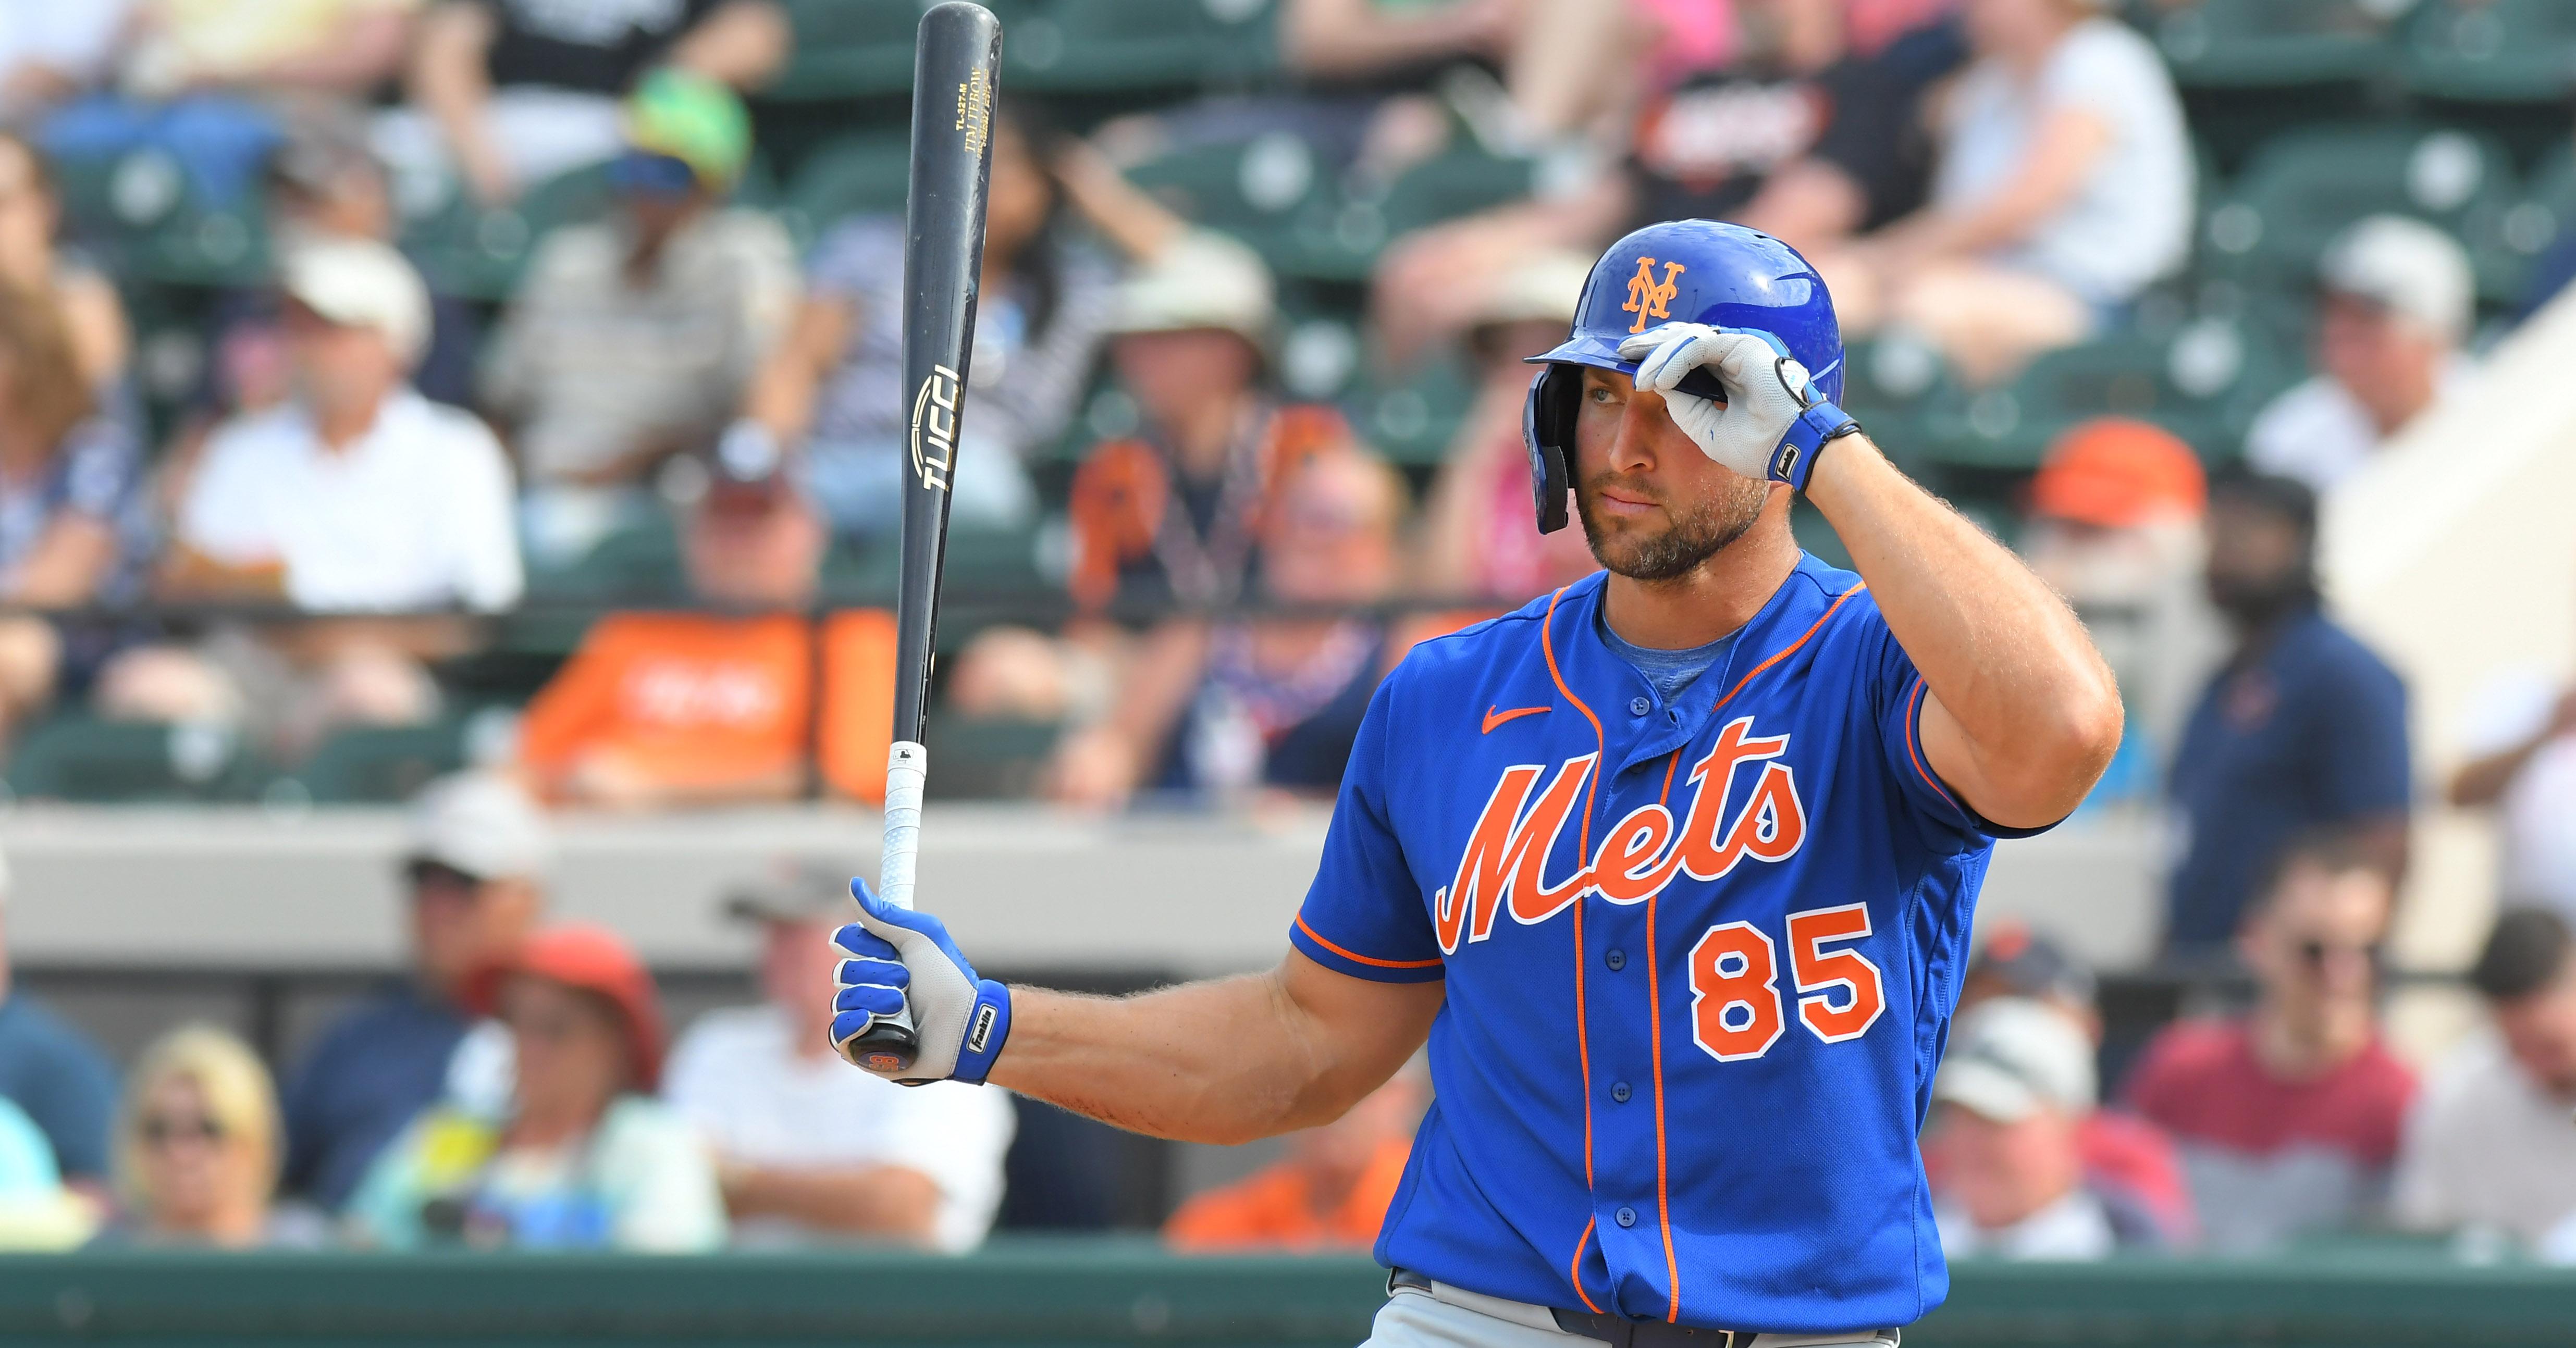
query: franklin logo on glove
831 879 1013 1085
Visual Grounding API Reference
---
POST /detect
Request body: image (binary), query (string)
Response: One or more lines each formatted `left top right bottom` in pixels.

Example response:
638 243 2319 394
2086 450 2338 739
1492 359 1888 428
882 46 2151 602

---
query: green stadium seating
525 515 687 604
780 131 910 244
1355 354 1477 466
2151 0 2400 90
1917 320 2290 473
1011 0 1278 94
767 0 939 101
292 720 471 805
2402 0 2576 105
2504 143 2576 279
923 711 1062 799
1377 145 1536 241
1837 335 1965 470
5 716 270 803
404 163 616 302
2199 125 2521 302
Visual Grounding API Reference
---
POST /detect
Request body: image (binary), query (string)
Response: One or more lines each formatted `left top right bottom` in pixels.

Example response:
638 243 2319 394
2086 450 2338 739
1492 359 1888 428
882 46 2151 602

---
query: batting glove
831 880 1012 1085
1615 323 1859 491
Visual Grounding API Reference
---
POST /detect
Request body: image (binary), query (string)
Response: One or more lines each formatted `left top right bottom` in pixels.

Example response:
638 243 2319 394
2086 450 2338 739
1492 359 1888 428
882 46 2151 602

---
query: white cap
1934 997 2095 1122
281 236 432 367
2319 214 2474 341
1106 229 1275 343
404 772 550 882
1473 249 1593 330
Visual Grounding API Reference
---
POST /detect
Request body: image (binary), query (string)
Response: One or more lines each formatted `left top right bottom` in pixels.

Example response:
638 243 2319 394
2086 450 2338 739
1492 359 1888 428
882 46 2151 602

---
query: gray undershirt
1598 614 1740 706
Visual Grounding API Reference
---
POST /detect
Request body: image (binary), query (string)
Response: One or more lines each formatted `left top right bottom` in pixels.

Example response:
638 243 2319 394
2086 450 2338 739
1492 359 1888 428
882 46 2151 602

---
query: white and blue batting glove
831 880 1013 1085
1615 323 1858 491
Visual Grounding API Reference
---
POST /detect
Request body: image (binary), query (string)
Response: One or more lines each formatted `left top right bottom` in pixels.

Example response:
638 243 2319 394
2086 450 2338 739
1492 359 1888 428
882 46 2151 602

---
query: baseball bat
849 0 1002 1077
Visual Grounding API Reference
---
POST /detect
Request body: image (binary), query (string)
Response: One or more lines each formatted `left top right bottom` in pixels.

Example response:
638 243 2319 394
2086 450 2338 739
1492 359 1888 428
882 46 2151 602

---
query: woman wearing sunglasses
100 1025 318 1249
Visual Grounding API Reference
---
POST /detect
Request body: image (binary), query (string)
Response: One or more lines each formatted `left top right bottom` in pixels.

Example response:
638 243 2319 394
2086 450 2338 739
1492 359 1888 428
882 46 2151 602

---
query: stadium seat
924 711 1062 799
1916 322 2286 472
1838 335 1965 469
2402 0 2576 105
780 132 910 245
1357 355 1477 467
767 0 941 101
2152 0 2400 90
1011 0 1278 94
404 163 616 302
292 720 471 805
524 515 687 605
1377 145 1537 241
2199 125 2521 302
2503 144 2576 278
5 716 270 803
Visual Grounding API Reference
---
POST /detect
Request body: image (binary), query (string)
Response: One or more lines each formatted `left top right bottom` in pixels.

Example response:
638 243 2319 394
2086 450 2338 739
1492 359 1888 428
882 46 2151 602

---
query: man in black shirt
400 0 787 204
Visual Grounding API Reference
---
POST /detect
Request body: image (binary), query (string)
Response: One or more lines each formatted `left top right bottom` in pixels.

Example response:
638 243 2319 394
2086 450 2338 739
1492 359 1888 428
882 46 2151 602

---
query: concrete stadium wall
0 803 2160 976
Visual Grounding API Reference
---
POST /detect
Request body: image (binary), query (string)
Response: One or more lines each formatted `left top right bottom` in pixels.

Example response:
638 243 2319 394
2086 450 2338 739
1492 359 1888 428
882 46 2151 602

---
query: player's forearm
990 971 1375 1146
1806 434 2122 815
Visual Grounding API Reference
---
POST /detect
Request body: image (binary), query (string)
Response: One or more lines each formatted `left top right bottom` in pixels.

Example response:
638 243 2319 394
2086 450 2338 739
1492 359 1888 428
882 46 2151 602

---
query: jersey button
1611 1081 1631 1103
1628 696 1651 716
1615 1206 1638 1228
1605 948 1626 971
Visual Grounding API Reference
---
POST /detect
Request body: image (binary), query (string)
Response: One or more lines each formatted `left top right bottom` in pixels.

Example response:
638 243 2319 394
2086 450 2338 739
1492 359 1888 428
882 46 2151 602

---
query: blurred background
0 0 2564 1342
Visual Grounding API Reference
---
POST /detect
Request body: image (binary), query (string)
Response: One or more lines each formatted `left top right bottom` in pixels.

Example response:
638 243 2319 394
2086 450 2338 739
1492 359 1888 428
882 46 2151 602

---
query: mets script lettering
910 364 961 491
1435 717 1806 954
1623 256 1686 333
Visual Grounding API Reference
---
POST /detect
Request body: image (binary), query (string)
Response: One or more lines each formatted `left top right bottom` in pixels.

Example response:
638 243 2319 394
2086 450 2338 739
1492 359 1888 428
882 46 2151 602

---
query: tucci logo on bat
910 363 962 491
1434 716 1807 955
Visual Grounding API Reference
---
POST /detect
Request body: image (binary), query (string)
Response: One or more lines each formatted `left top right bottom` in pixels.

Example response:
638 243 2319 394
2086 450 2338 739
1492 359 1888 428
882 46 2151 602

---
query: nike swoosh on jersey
1482 704 1552 734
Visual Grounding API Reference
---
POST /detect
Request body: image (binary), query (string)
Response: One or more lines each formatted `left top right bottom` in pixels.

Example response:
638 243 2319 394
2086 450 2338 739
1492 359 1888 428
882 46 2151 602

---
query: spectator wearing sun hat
348 923 725 1252
2020 416 2220 802
2245 215 2476 497
480 68 798 568
1063 229 1362 616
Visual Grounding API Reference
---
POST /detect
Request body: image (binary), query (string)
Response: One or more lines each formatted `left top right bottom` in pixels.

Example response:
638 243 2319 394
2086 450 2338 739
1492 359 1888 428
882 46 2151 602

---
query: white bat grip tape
880 741 929 910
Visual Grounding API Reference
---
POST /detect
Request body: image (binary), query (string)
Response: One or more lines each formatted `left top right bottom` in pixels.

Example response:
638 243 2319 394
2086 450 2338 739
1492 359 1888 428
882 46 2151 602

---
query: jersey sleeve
1287 676 1446 983
1858 598 2062 846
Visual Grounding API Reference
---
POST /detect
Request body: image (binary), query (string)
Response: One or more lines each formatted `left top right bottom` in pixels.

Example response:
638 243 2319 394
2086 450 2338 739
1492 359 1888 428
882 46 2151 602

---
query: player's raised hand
1616 323 1855 490
831 879 1012 1084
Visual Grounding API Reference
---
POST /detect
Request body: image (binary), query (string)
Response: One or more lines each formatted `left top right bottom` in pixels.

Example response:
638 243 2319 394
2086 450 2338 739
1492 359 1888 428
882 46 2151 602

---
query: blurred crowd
0 0 2555 1267
0 776 2570 1260
0 0 2548 826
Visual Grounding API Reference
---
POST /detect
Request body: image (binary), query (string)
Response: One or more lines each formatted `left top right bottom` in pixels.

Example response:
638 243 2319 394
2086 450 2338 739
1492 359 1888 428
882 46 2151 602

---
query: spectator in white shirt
2447 665 2576 920
663 861 1013 1251
1822 0 2192 385
2246 216 2476 496
2393 910 2576 1251
98 237 521 758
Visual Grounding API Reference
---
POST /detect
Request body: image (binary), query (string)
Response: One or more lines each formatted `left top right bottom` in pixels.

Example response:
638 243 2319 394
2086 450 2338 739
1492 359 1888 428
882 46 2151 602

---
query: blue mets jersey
1288 555 2037 1333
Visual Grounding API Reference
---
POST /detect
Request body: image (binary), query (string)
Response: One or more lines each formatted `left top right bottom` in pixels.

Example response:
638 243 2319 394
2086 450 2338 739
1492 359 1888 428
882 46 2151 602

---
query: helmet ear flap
1523 366 1578 535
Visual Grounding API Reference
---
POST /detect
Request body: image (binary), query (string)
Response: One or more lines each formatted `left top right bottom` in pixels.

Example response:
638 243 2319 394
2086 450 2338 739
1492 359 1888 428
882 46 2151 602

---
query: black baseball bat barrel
851 0 1001 1078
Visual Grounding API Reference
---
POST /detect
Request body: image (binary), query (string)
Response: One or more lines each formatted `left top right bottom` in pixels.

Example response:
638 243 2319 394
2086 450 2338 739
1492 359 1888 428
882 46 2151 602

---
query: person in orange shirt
516 444 893 808
1164 1069 1423 1254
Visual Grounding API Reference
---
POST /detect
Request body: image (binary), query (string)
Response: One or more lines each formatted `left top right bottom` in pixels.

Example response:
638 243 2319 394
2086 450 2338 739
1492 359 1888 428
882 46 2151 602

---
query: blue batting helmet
1521 220 1842 533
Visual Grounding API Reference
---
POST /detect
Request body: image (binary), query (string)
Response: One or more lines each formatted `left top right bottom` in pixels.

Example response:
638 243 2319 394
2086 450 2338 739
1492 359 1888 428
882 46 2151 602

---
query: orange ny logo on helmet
1622 256 1687 333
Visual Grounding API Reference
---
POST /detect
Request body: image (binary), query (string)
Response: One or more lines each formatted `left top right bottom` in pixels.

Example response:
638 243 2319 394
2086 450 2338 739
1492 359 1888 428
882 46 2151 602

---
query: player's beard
1575 471 1771 582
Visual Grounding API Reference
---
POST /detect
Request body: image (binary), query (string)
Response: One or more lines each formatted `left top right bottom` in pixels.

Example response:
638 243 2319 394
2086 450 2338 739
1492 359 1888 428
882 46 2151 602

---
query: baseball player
831 219 2122 1346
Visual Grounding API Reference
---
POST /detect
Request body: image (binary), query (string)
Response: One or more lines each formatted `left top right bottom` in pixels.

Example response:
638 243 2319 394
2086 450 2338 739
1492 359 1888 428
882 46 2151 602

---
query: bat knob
848 1018 921 1075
